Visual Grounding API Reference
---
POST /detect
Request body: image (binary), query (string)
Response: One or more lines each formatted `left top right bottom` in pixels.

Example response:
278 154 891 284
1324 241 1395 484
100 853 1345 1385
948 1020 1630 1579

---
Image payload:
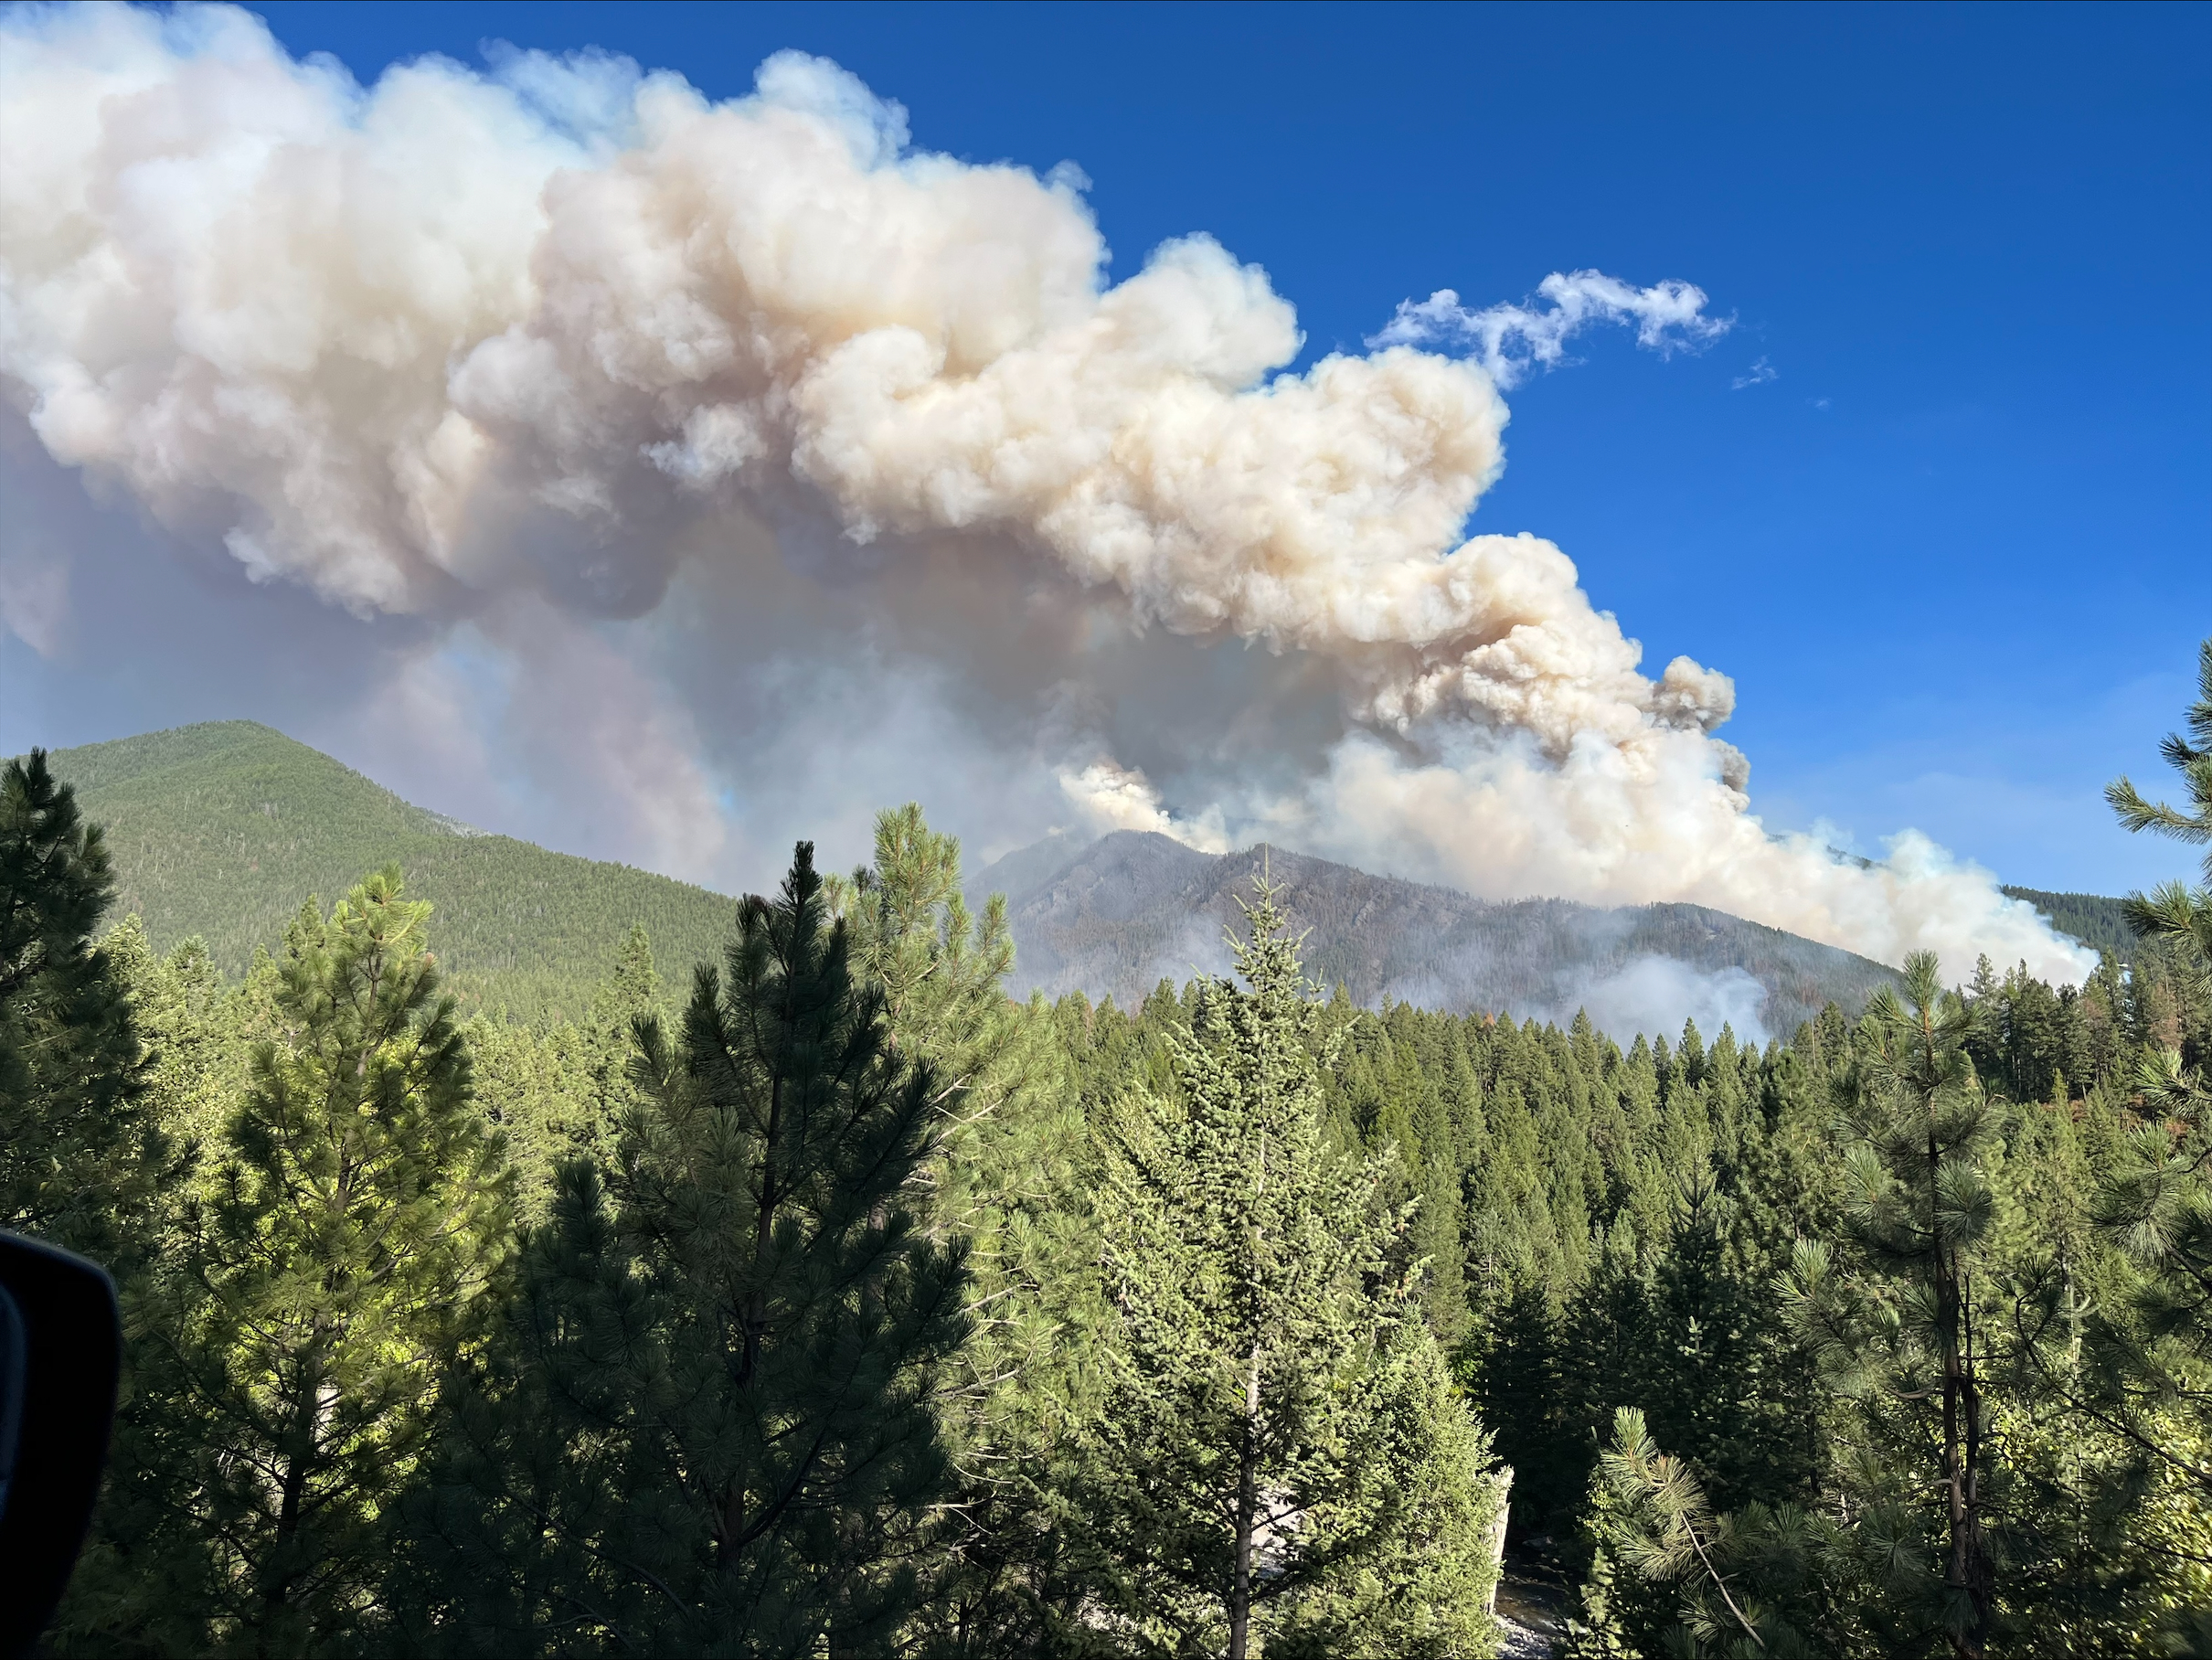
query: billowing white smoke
1061 760 1231 854
0 4 2092 983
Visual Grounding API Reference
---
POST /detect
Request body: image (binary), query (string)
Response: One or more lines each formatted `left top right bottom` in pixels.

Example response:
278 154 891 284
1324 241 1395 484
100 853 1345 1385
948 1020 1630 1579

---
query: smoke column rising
0 3 2091 983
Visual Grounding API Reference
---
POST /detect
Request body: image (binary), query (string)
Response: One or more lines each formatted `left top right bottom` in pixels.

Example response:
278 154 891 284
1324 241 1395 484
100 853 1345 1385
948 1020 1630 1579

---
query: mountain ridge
971 830 1918 1040
25 722 2130 1043
42 721 737 1023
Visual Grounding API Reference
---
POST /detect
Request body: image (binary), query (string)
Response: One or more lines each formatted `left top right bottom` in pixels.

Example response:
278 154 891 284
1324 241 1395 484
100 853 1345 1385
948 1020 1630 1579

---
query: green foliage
1995 1043 2212 1652
0 749 162 1257
410 843 968 1655
834 807 1105 1655
1079 877 1502 1657
41 722 734 1024
62 867 514 1654
2096 1048 2212 1436
1781 952 2004 1653
16 673 2212 1657
1583 1407 1802 1656
2107 636 2212 996
459 923 666 1226
1592 1168 1817 1516
1263 1329 1508 1659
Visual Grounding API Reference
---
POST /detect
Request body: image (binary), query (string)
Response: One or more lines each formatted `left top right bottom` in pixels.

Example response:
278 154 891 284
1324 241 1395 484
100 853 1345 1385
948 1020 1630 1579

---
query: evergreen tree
0 749 158 1257
1636 1167 1817 1516
835 805 1104 1653
1978 1078 2205 1655
102 922 239 1158
2092 638 2212 1450
1781 952 2005 1657
1267 1327 1507 1659
42 924 221 1653
2091 1048 2212 1480
2081 634 2212 1650
1556 1222 1652 1505
579 920 663 1165
1476 1281 1574 1533
416 843 968 1654
1566 1408 1823 1658
1383 1006 1473 1345
2106 635 2212 992
109 868 513 1653
1081 877 1500 1657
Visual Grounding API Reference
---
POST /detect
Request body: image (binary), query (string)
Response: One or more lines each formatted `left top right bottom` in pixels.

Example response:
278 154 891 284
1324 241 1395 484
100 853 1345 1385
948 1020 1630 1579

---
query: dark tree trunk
1932 1133 1994 1658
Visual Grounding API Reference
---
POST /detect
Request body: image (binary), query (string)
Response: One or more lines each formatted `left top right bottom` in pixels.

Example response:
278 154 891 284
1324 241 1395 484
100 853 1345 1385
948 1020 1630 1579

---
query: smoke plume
0 4 2092 983
1549 958 1774 1049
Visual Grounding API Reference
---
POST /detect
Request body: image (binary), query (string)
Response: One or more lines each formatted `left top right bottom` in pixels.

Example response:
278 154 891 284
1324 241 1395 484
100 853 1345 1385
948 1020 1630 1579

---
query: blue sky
5 0 2207 900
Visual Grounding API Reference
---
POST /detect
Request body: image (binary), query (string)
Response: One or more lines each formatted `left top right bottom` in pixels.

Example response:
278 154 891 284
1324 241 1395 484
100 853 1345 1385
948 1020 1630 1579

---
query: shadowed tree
409 842 969 1655
0 749 158 1257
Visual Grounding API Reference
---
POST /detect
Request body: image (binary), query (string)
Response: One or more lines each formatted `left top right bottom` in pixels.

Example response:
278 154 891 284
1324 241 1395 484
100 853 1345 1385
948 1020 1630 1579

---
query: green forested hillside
2000 884 2139 961
42 722 735 1022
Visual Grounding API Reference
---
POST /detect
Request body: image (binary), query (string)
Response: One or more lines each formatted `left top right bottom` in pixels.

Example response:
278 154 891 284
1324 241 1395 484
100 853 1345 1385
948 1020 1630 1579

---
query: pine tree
1557 1221 1653 1506
1985 1048 2212 1654
1569 1407 1822 1657
2086 634 2212 1652
1637 1166 1817 1516
1268 1326 1507 1659
118 868 513 1652
416 843 969 1654
1081 876 1500 1656
102 923 238 1157
2091 1047 2212 1463
580 920 662 1164
1781 952 2005 1657
2106 636 2212 992
832 805 1105 1653
2093 638 2212 1441
49 930 239 1654
0 749 160 1258
1384 1007 1473 1345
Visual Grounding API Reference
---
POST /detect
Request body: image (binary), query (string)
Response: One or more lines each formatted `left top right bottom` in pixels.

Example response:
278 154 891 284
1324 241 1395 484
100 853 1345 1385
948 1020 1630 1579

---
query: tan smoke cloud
0 4 2093 983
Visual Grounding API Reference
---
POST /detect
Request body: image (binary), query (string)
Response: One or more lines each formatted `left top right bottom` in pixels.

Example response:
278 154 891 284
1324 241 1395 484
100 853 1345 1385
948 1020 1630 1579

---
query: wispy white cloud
1731 355 1778 389
1370 269 1730 388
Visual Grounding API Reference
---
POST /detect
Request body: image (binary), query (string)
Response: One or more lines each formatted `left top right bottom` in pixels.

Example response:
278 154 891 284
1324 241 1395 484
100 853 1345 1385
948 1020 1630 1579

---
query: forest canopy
4 640 2210 1657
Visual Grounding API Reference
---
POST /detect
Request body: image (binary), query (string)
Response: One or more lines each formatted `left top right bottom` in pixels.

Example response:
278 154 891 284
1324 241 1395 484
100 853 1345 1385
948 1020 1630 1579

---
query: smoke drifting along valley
0 4 2092 983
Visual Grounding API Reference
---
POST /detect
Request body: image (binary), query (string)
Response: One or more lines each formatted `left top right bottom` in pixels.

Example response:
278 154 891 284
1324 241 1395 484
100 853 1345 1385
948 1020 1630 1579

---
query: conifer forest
5 644 2210 1659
